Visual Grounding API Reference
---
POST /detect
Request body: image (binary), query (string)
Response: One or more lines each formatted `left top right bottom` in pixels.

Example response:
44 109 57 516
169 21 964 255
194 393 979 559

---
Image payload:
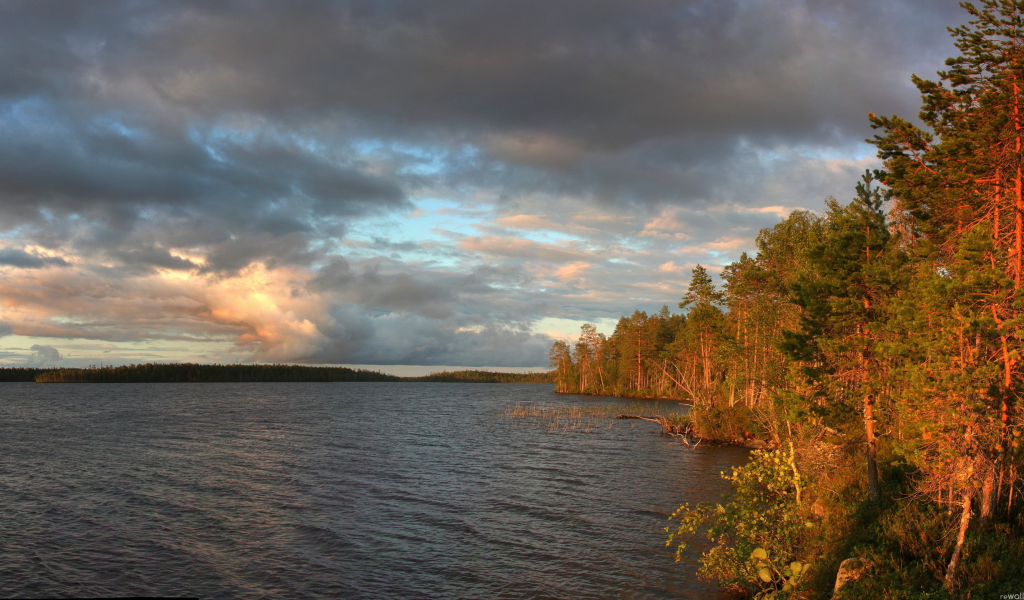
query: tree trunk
635 335 643 391
944 490 973 589
865 394 880 502
981 467 995 523
1010 466 1017 513
1014 81 1022 288
994 167 1002 244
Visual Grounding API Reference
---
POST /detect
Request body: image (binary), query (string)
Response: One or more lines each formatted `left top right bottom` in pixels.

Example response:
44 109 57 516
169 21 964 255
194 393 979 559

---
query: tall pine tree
869 0 1024 585
783 173 902 503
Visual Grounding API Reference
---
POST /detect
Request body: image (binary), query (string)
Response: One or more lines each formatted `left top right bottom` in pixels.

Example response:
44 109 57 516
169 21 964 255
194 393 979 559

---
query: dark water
0 382 747 599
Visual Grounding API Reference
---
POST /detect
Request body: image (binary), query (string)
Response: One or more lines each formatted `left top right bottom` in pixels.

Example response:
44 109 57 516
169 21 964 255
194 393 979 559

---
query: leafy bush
666 448 815 598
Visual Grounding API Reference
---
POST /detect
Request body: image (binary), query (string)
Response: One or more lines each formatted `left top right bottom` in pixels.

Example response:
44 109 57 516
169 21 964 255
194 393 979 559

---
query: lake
0 382 747 599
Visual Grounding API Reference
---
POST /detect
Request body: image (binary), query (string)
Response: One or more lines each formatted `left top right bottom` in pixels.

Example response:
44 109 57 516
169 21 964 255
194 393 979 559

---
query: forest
0 364 554 384
0 367 50 382
406 370 555 383
28 363 403 383
551 2 1024 597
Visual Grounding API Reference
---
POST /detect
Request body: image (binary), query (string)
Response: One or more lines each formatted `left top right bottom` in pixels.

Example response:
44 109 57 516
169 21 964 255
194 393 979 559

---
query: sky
0 0 968 374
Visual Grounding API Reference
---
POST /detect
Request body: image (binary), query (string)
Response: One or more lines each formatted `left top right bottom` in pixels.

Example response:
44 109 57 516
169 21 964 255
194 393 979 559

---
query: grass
501 401 690 433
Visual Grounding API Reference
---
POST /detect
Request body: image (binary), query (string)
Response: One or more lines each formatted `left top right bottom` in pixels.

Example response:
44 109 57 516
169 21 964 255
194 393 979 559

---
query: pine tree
615 311 659 391
784 173 903 503
868 1 1024 584
677 266 727 404
680 264 726 309
575 323 602 393
549 340 573 393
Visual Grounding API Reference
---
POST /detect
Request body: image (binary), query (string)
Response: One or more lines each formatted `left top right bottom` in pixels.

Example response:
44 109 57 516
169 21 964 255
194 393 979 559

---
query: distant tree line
0 363 555 384
27 363 402 383
0 368 49 382
407 370 554 383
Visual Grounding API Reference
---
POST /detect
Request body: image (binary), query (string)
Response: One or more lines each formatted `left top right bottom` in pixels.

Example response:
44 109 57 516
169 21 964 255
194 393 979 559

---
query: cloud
0 323 12 337
681 237 750 254
658 261 689 274
492 214 566 232
553 261 593 282
308 257 462 320
740 205 806 218
0 248 68 268
0 0 962 215
458 236 593 262
329 316 554 367
28 344 61 365
640 209 693 240
0 0 974 367
0 252 562 366
486 133 588 168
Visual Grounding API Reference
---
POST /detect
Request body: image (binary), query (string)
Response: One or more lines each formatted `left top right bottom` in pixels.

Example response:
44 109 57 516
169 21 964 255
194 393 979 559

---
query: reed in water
501 402 688 434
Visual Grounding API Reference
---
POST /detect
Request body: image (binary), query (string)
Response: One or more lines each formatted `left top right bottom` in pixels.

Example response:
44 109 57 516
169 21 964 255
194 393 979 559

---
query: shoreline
554 389 693 403
0 364 555 384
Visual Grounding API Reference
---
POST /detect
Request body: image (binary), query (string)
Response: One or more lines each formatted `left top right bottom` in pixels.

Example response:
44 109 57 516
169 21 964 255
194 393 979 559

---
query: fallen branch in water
617 414 691 445
616 414 775 449
616 414 664 423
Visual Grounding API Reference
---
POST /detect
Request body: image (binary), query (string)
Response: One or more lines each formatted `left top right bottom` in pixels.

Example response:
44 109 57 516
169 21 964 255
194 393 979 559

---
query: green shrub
666 448 815 598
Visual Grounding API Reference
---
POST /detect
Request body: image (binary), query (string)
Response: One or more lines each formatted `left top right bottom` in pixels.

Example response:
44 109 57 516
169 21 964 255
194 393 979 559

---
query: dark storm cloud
309 256 505 320
311 258 457 311
203 232 318 274
0 249 68 268
58 0 956 145
108 245 198 271
0 0 968 222
0 101 406 217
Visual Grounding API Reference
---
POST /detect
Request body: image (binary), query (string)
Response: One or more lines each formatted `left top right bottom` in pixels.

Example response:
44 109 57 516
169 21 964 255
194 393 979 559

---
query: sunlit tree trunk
945 490 973 589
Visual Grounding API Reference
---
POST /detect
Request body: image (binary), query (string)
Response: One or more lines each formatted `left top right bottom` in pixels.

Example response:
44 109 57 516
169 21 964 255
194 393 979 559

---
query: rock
811 498 827 518
744 439 771 449
832 558 873 598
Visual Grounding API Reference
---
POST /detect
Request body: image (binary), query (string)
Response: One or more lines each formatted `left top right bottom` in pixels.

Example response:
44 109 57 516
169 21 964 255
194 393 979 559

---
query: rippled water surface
0 383 748 599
